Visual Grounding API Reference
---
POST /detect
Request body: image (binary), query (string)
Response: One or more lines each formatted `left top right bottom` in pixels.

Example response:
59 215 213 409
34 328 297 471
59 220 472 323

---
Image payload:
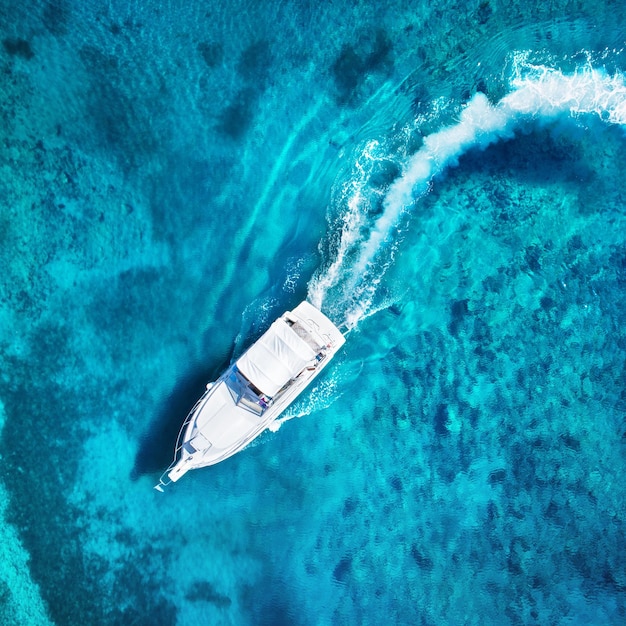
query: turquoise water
1 0 626 624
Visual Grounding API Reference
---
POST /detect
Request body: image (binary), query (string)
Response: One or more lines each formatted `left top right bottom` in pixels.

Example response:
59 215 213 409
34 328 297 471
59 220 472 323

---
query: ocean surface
1 1 626 624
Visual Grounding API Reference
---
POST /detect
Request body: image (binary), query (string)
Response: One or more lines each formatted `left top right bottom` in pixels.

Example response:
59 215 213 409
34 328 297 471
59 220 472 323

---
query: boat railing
308 318 320 330
173 394 204 458
154 392 207 491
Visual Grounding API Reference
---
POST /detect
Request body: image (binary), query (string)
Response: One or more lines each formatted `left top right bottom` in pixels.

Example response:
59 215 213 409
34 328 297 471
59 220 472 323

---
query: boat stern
290 300 346 351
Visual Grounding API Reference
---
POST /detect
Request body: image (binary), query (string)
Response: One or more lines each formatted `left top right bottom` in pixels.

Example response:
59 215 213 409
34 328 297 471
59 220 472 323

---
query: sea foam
308 60 626 329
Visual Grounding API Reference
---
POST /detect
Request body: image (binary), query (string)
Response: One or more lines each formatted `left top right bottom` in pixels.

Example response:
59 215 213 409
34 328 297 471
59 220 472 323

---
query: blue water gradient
1 1 625 624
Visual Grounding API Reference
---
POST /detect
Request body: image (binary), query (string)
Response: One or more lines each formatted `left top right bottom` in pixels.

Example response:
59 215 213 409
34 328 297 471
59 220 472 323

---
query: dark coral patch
488 469 507 485
43 0 70 36
332 29 393 103
2 38 34 59
216 87 257 139
342 497 358 516
333 45 362 98
389 475 403 492
333 555 353 582
410 544 434 570
214 40 272 140
237 40 272 84
524 244 542 273
476 0 493 25
78 45 159 172
434 403 449 436
449 298 470 336
198 41 223 68
450 298 470 321
559 432 581 452
185 581 231 607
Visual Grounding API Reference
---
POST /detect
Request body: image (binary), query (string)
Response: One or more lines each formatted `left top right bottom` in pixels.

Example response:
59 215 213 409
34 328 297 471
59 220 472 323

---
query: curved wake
308 56 626 329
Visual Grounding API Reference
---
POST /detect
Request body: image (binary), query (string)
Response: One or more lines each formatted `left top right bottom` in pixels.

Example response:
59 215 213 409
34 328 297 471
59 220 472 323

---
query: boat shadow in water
131 359 229 481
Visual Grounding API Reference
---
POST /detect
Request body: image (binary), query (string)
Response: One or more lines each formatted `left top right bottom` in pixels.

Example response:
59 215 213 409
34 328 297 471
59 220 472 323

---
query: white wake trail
308 60 626 329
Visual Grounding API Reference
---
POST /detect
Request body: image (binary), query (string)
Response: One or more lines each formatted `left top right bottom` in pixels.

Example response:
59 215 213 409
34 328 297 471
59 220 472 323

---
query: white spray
308 59 626 329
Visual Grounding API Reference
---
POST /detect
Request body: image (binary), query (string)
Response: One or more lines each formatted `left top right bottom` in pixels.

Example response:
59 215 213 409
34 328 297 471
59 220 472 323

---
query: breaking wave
308 54 626 329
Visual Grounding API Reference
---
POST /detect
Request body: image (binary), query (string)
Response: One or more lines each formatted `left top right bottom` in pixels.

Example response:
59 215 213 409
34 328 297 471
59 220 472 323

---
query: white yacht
155 300 345 490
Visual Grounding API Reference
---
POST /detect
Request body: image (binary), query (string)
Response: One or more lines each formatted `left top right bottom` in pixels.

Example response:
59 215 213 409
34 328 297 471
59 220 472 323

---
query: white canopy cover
236 320 317 397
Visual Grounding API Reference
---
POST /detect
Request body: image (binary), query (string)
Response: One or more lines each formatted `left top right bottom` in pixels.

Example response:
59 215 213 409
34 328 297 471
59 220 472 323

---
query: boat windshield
225 368 268 416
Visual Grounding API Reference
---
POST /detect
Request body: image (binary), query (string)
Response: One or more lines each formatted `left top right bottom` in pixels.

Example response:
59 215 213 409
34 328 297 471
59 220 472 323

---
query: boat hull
155 301 344 489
